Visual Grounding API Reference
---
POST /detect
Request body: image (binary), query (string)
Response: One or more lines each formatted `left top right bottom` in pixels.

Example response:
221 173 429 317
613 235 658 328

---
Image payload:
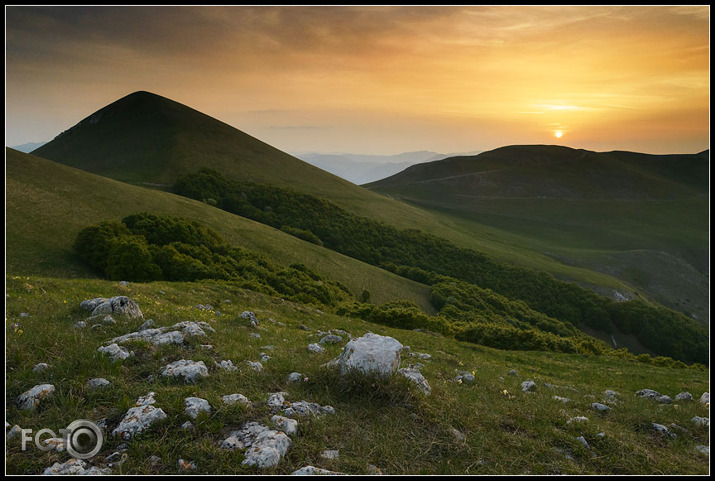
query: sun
554 130 563 138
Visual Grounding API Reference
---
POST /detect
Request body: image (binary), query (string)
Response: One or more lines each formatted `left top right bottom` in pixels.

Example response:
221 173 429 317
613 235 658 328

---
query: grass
5 275 710 475
6 147 432 312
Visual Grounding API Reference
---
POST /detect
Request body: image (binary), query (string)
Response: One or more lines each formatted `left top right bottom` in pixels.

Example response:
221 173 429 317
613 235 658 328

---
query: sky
4 5 710 155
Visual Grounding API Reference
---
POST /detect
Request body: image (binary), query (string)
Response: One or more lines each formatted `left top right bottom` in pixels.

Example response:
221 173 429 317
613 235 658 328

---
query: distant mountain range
10 141 46 153
293 150 481 185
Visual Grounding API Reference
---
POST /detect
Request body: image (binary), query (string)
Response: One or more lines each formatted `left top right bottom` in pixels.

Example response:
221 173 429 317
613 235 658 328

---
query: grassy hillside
28 92 659 307
5 276 710 475
5 148 432 311
367 145 709 323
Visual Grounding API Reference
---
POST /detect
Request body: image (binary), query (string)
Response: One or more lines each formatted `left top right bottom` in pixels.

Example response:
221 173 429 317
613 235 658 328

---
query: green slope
367 145 709 324
5 148 432 311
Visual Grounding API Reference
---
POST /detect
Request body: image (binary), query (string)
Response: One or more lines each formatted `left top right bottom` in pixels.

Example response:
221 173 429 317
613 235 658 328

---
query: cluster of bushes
73 213 352 306
173 169 709 365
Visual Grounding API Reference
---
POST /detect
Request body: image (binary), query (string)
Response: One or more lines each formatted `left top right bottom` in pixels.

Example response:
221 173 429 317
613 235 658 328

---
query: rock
567 416 589 425
651 423 676 439
321 449 339 459
604 390 620 399
81 296 143 319
180 421 194 430
7 425 22 442
450 428 466 443
138 319 155 331
291 466 346 475
108 321 211 347
307 343 326 354
272 415 298 436
508 369 518 376
521 380 537 392
102 315 116 325
161 360 209 383
136 392 157 406
41 437 66 452
185 397 211 419
287 372 304 383
268 392 289 411
200 344 214 350
326 332 403 377
223 393 251 406
73 321 87 329
32 362 50 373
674 392 694 402
592 402 611 412
86 378 111 390
220 422 291 469
692 416 709 428
655 395 672 404
97 343 134 363
148 455 162 466
246 360 263 372
398 367 431 395
455 370 475 384
575 436 590 450
113 401 167 440
553 396 571 403
42 459 112 475
215 360 239 372
320 334 344 345
19 312 30 318
250 333 261 339
699 392 710 405
283 401 335 418
260 352 271 362
695 445 710 456
636 388 661 399
239 311 259 326
17 383 55 410
178 459 197 471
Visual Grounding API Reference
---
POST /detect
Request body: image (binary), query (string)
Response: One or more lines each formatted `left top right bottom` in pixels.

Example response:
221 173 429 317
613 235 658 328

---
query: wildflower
304 377 309 382
472 371 476 376
457 379 463 384
63 300 67 304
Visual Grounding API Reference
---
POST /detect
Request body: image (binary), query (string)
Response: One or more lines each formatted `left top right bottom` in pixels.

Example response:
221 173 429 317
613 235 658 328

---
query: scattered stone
200 344 214 350
567 416 589 425
180 421 194 430
268 392 289 411
635 388 661 399
161 360 209 383
17 383 55 410
73 321 87 329
261 345 276 350
699 392 710 405
326 332 403 378
287 372 304 383
592 402 611 412
695 445 709 456
250 333 262 339
81 296 143 319
651 423 676 439
148 455 162 466
521 380 537 392
113 394 167 440
223 393 251 406
184 397 211 419
283 401 335 418
292 466 346 475
239 311 259 326
367 464 384 475
260 352 271 362
675 392 694 402
86 378 111 390
246 360 263 372
215 360 239 372
108 320 211 347
299 324 311 331
42 459 112 475
604 390 620 399
655 395 672 404
320 334 344 345
220 422 291 469
575 436 590 450
553 396 571 403
41 437 66 452
272 415 298 436
101 315 116 325
19 312 30 318
508 369 518 376
178 459 197 471
7 425 23 442
450 428 466 443
97 343 134 363
692 416 709 428
32 362 50 373
455 370 475 384
321 449 340 460
409 352 432 360
398 367 431 395
138 319 155 331
119 281 129 286
307 343 326 354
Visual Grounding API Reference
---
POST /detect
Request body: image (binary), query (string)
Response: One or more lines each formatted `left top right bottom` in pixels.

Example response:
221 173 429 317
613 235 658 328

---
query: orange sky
5 5 710 155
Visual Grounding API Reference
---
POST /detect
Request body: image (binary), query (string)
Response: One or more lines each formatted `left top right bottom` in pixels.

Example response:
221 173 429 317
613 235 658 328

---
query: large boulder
326 332 403 377
80 296 143 319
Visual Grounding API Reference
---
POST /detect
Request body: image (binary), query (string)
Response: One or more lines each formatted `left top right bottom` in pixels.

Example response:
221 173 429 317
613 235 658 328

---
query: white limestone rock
42 458 112 475
692 416 709 428
272 415 298 436
220 422 291 469
17 383 55 410
307 343 326 354
185 397 211 419
112 396 167 440
161 360 209 383
97 343 134 363
215 360 239 372
86 378 111 390
33 362 50 373
521 380 537 392
223 393 251 406
292 466 346 475
81 296 143 319
699 392 709 405
398 367 431 395
675 392 694 402
326 332 403 377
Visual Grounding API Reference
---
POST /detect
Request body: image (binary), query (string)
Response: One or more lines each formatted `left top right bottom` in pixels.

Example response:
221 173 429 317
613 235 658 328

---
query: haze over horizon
5 5 710 156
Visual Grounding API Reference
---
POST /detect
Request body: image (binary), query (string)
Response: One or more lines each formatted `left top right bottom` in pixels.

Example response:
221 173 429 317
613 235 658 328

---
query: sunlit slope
367 145 709 323
5 148 432 311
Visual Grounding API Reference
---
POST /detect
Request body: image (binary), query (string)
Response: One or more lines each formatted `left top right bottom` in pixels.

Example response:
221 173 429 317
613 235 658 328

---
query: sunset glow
5 6 710 155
